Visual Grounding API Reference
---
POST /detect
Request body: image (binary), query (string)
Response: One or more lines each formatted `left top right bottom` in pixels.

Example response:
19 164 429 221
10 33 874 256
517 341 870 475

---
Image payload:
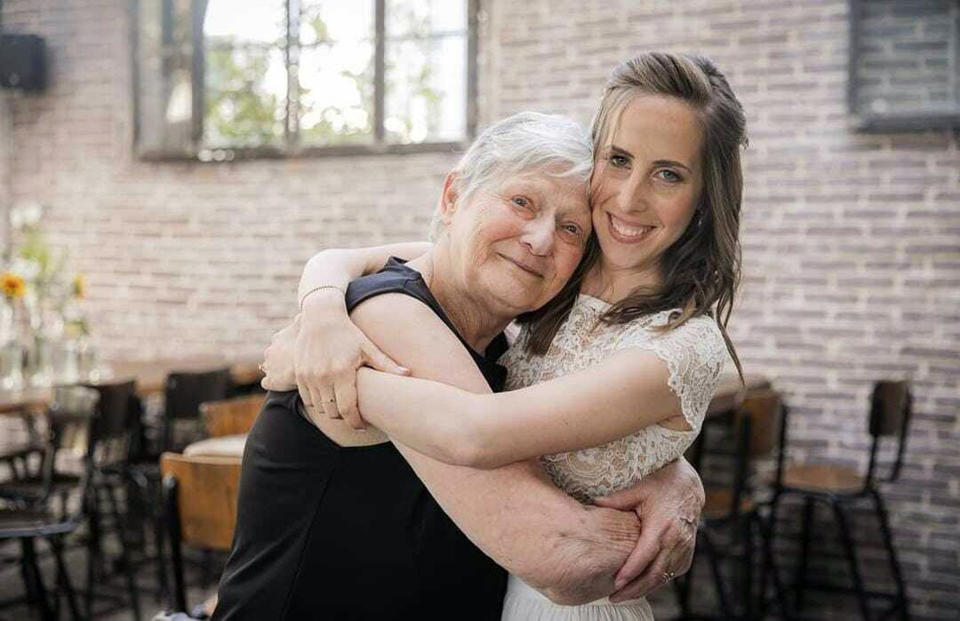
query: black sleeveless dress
213 259 508 621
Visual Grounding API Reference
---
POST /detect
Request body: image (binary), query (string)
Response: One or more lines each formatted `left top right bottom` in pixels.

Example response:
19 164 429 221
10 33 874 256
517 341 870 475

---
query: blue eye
657 169 683 182
512 196 530 208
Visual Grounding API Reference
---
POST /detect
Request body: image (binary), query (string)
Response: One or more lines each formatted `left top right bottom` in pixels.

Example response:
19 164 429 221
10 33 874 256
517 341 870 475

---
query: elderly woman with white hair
213 112 704 621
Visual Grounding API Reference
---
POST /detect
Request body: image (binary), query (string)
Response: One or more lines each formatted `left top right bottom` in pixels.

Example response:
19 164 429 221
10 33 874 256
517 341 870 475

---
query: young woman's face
444 170 591 315
590 94 704 287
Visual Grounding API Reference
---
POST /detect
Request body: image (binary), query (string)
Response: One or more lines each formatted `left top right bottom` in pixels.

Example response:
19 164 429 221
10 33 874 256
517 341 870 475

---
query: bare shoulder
350 292 490 393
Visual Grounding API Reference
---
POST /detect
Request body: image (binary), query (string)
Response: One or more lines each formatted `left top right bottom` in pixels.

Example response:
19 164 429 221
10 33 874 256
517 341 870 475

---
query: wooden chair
82 380 144 621
161 368 233 454
768 380 911 621
679 388 791 620
199 393 264 438
160 452 242 616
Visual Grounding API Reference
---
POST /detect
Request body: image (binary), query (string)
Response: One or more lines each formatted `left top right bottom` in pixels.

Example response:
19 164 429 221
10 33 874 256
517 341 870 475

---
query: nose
520 216 555 257
616 172 646 213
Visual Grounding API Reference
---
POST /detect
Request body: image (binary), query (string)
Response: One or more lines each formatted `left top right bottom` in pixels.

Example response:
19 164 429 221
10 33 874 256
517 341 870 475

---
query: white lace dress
499 294 727 621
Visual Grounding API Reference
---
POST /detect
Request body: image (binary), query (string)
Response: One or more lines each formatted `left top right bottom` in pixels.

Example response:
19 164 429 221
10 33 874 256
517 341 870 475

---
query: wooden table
0 356 263 416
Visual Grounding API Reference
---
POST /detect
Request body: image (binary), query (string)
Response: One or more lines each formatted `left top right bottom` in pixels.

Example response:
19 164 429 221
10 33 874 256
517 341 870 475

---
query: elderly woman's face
443 171 591 315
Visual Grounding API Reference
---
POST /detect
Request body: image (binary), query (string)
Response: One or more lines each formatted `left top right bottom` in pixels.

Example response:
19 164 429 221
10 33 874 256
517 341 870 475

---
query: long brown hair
519 52 747 381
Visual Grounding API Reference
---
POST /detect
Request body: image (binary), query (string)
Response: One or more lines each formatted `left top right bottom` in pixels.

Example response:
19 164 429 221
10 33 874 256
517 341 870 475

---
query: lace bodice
501 295 727 503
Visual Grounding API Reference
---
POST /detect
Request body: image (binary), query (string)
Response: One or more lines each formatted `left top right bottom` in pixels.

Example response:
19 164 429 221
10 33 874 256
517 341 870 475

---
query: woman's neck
580 258 661 304
406 252 511 353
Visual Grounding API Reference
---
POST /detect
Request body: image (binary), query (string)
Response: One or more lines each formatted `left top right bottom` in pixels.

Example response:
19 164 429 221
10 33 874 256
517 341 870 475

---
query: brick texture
1 1 958 619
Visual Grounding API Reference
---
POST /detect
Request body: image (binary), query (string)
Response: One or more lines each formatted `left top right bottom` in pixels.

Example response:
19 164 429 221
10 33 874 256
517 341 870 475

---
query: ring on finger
662 570 676 583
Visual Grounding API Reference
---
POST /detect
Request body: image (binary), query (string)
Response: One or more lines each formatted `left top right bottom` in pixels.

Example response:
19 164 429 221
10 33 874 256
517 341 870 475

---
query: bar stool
677 389 791 620
768 380 912 621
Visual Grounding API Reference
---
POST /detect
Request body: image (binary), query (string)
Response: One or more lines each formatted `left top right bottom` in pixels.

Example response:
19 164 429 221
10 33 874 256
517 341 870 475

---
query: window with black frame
133 0 477 160
849 0 960 132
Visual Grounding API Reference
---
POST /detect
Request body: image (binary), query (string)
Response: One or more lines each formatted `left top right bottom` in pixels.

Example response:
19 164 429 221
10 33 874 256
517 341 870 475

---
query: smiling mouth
498 254 545 278
607 213 654 242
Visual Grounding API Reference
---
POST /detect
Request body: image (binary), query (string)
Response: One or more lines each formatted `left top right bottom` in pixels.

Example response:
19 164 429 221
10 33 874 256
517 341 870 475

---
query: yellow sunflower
1 272 25 300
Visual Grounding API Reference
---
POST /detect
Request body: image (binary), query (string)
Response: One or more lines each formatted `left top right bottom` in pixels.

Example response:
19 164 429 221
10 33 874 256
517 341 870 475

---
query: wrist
300 285 346 311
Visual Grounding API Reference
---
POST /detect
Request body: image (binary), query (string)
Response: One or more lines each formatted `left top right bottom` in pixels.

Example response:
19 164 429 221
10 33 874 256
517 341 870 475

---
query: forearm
392 444 640 604
357 368 493 467
297 242 431 307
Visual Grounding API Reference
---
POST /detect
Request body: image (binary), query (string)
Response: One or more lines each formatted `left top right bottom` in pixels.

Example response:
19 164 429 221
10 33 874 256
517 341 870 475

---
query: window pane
300 0 374 46
136 0 196 154
204 45 287 147
203 0 286 46
385 0 467 144
298 42 375 146
386 0 466 38
385 35 466 144
297 1 375 146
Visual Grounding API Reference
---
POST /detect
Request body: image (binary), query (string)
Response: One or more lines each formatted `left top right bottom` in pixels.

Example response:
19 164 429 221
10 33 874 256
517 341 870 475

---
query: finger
614 529 690 602
593 485 651 511
335 373 365 430
613 527 661 589
317 389 340 420
297 377 313 407
303 402 325 427
612 548 671 601
361 340 410 376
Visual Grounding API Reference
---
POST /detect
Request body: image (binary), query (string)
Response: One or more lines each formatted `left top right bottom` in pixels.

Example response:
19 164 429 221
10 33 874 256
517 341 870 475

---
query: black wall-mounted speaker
0 34 46 91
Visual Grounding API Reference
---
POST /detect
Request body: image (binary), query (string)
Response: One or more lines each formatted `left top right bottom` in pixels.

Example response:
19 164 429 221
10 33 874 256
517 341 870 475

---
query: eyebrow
609 144 693 173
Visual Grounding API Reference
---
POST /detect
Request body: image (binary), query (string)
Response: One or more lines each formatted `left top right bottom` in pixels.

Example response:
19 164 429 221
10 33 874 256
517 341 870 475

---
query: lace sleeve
632 315 727 432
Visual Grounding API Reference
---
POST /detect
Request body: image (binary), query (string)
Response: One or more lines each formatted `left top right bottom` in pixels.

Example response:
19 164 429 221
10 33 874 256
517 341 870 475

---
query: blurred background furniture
200 394 264 438
0 507 81 621
160 452 242 618
678 387 791 620
768 380 912 621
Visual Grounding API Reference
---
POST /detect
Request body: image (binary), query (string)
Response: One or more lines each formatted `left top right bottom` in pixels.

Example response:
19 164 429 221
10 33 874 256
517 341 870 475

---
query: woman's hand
260 315 301 392
593 457 703 601
295 292 410 430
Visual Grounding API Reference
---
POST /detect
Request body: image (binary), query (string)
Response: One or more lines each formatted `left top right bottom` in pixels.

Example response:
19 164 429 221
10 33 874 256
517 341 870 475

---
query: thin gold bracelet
299 284 346 311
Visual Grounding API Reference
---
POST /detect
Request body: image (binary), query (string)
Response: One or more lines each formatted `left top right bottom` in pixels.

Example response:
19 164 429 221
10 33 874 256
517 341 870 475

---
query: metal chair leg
84 486 102 619
794 496 814 611
22 536 55 621
870 489 910 620
106 480 143 621
700 529 734 617
831 500 872 621
50 533 83 621
741 515 755 620
759 501 793 621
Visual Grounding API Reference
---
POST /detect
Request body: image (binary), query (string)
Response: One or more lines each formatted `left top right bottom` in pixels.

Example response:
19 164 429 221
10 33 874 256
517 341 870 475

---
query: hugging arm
348 292 640 604
356 347 686 468
291 243 432 425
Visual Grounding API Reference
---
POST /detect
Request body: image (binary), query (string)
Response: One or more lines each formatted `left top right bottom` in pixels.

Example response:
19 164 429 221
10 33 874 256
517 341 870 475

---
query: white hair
429 112 593 240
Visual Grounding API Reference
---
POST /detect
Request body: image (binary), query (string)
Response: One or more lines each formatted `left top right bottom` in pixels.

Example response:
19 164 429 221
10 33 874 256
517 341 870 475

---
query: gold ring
662 570 676 583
